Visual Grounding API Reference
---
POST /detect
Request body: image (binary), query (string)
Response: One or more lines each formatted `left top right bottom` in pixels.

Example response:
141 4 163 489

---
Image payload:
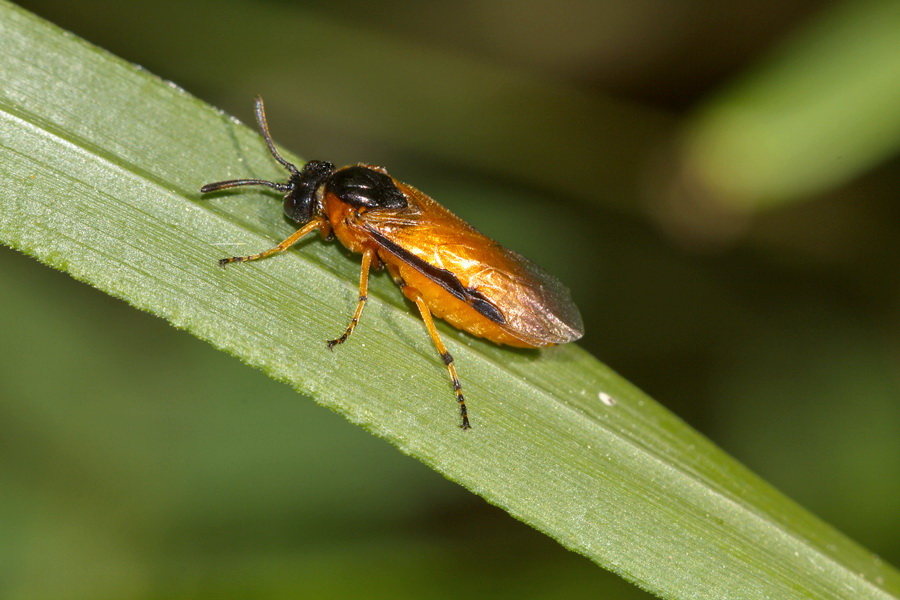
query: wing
361 182 584 346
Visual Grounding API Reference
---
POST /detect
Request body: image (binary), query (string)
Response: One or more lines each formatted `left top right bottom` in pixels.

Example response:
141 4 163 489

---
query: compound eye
326 166 407 210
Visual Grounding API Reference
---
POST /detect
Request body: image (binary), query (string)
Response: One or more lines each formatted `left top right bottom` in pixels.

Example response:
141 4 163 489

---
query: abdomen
386 260 540 348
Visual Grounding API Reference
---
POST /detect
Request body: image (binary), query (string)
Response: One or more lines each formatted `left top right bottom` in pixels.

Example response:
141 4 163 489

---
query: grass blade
0 3 897 598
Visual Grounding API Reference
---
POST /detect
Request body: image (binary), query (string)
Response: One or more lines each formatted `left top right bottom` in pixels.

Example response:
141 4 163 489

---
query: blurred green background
2 1 898 598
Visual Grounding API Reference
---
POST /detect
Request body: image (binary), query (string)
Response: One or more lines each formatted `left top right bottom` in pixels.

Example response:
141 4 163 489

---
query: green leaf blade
0 3 897 599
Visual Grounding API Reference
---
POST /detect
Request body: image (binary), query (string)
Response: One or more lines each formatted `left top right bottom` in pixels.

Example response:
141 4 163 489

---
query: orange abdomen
384 259 537 348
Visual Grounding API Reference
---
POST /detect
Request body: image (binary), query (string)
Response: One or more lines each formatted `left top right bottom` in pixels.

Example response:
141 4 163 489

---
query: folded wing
362 183 584 347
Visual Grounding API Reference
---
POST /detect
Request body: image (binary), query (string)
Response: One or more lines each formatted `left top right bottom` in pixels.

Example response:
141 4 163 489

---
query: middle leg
327 246 375 349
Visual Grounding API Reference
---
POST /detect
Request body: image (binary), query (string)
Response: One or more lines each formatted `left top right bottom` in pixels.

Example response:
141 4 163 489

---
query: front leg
219 217 328 266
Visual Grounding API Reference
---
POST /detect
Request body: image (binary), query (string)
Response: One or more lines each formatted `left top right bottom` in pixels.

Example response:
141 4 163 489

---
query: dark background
3 1 898 598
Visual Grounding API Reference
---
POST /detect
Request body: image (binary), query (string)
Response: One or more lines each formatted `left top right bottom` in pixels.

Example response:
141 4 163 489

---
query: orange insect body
202 97 583 429
324 168 581 349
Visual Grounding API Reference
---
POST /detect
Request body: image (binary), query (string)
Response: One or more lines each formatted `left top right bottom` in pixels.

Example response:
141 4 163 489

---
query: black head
279 159 333 223
200 96 335 224
325 165 407 210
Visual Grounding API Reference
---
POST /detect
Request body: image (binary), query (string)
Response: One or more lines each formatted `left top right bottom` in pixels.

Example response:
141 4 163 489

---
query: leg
219 217 326 266
327 246 375 349
404 286 470 430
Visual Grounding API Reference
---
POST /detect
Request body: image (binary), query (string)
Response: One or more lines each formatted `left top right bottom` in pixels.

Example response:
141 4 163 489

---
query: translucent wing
361 182 584 347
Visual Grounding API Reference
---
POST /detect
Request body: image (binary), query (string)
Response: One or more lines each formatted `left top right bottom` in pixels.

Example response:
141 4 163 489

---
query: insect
201 97 584 429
